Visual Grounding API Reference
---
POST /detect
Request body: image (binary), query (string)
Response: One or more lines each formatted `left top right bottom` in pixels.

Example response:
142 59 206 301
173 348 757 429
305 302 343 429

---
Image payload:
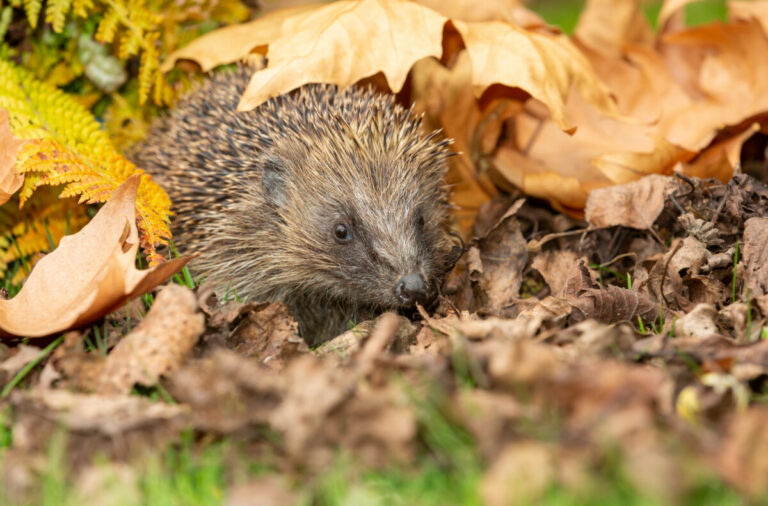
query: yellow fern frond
138 36 158 105
71 0 92 17
118 30 142 59
95 7 120 43
45 0 73 32
22 0 41 28
0 59 172 267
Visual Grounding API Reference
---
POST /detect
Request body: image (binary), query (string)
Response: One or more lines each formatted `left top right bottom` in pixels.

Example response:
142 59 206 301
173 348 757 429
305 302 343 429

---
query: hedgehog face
263 128 455 311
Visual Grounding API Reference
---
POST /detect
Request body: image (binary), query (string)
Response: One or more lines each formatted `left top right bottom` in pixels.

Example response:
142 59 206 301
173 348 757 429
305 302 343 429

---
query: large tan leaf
490 16 768 211
415 0 543 25
164 0 618 132
451 19 617 132
491 90 692 211
0 176 189 338
574 0 654 54
731 1 768 34
0 110 26 205
166 0 445 109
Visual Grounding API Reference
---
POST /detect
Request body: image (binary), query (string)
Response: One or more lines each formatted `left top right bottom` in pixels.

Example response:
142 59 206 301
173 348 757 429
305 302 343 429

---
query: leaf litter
6 0 768 503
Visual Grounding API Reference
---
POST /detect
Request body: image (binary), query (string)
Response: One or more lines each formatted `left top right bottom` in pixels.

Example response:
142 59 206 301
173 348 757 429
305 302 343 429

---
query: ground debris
4 172 768 502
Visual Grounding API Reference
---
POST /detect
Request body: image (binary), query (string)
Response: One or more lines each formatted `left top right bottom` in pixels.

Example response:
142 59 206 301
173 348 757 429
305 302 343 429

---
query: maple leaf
163 0 618 132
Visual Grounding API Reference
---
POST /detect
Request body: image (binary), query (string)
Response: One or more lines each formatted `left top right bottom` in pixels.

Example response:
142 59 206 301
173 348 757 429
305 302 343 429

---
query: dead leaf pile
3 172 768 502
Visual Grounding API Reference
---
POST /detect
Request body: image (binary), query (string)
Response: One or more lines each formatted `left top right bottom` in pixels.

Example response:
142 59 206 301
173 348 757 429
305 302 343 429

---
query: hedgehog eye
333 223 352 244
417 215 425 229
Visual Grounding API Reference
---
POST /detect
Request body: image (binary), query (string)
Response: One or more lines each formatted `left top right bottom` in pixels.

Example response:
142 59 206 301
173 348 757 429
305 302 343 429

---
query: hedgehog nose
395 273 427 305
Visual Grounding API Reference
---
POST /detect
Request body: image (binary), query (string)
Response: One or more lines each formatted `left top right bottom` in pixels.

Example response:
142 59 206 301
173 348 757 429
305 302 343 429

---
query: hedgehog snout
395 273 428 305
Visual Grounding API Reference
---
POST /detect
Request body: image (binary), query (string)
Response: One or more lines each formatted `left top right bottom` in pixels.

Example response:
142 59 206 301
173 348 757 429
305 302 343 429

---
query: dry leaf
0 176 189 338
531 249 581 296
0 109 26 205
743 217 768 298
574 0 654 55
730 1 768 35
468 199 528 313
96 284 205 395
451 18 618 132
585 175 671 229
165 0 618 132
562 259 658 324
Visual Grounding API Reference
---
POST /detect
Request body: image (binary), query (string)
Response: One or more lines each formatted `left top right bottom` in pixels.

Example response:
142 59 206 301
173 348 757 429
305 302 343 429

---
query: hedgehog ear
262 157 285 207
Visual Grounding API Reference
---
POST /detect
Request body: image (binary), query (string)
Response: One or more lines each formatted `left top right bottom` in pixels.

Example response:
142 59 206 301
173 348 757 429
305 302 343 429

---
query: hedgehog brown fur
134 68 456 344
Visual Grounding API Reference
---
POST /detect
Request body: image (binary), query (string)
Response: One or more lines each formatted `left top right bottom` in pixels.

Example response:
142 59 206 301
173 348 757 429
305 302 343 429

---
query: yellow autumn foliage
0 59 171 271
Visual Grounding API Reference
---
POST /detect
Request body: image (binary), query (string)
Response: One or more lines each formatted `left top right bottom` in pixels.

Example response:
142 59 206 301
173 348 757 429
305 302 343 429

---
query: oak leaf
0 175 189 338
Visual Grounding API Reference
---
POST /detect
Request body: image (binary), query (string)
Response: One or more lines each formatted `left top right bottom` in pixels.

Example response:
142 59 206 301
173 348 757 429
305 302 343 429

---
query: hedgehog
133 68 458 344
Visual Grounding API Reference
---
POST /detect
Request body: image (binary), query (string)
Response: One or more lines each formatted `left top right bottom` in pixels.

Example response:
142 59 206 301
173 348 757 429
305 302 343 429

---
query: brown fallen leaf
730 0 768 35
165 0 618 132
574 0 654 55
0 176 189 338
563 259 658 324
743 217 768 298
225 302 306 369
468 199 528 313
0 109 26 205
96 284 205 395
676 303 719 339
531 249 580 296
585 175 672 229
410 52 499 236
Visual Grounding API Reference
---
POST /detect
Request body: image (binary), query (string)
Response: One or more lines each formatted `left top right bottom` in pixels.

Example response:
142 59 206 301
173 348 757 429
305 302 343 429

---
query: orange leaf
0 176 189 338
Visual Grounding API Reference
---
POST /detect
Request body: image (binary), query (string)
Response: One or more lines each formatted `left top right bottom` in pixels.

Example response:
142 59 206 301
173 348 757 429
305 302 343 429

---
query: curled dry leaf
0 109 26 205
96 284 205 395
468 199 528 313
743 217 768 298
531 249 580 296
676 303 719 339
574 0 654 55
563 259 658 324
0 175 190 338
585 174 671 229
164 0 618 132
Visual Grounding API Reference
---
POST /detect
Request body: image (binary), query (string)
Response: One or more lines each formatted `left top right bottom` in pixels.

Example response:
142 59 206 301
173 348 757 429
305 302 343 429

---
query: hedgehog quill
134 69 458 344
